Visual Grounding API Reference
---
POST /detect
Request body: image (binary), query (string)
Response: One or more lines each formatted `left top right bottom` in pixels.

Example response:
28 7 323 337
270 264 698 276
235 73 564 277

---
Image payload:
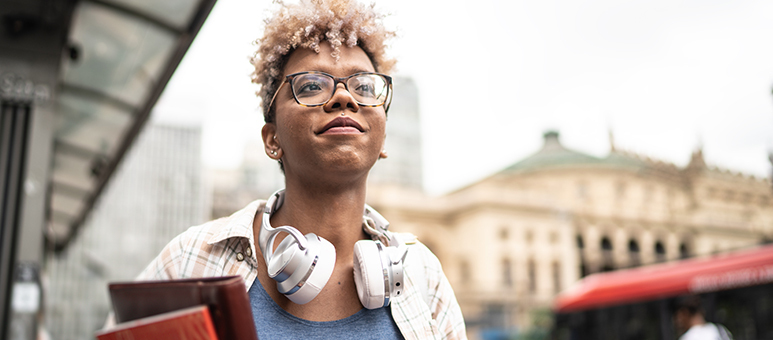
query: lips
318 116 364 134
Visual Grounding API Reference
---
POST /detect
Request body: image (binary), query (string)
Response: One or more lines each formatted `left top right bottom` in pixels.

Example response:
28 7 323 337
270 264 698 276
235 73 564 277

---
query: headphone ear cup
266 234 303 279
353 240 386 309
272 233 336 305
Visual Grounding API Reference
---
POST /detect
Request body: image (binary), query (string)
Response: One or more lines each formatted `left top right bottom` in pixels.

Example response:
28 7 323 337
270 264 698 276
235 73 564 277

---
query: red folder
106 276 258 340
95 305 218 340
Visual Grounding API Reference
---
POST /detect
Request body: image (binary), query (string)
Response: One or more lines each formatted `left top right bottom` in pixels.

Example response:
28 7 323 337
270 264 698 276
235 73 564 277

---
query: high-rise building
369 76 423 189
43 123 208 340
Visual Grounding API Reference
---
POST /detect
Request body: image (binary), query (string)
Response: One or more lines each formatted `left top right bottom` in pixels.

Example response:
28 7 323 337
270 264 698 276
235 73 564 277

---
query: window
499 227 509 240
576 235 584 249
576 182 587 199
502 258 513 288
616 182 627 199
628 239 641 267
460 260 470 285
601 237 613 251
628 239 640 252
679 243 689 259
643 185 653 203
601 236 614 271
528 259 536 293
552 262 561 294
655 241 666 262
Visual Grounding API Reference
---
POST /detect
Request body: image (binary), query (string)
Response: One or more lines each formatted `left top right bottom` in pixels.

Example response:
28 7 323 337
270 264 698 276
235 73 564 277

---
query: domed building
367 131 773 339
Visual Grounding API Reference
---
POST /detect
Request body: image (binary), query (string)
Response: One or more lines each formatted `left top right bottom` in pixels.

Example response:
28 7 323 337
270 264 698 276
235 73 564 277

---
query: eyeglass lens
290 73 388 106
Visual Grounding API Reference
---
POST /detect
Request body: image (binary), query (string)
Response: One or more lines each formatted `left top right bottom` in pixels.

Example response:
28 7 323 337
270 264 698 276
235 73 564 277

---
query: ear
378 134 387 159
261 123 282 160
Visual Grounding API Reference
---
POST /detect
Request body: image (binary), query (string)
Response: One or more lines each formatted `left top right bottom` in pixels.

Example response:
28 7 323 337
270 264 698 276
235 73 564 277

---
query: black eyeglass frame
267 71 393 113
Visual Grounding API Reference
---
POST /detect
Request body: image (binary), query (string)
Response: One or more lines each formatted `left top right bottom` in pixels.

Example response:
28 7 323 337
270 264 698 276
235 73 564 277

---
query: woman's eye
297 82 323 94
354 84 376 97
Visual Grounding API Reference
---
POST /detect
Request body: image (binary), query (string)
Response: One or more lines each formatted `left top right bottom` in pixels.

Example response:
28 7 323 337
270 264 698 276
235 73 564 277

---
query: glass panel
50 192 86 218
50 211 75 226
55 91 133 155
51 152 97 192
48 221 71 242
103 0 200 30
62 1 176 107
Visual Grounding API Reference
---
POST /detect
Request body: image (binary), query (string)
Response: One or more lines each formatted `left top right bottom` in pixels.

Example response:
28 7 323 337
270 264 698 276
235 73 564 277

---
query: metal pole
0 100 33 340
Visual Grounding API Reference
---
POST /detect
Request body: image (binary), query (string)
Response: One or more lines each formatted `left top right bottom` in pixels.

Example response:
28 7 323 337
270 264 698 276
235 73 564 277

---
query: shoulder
137 200 264 280
680 324 723 340
397 232 446 299
394 233 468 339
398 233 443 273
135 218 228 280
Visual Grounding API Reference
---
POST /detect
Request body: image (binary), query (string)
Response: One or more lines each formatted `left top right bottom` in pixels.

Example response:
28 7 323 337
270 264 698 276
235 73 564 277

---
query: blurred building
366 131 773 339
210 76 423 218
44 123 208 340
369 77 423 189
210 139 283 219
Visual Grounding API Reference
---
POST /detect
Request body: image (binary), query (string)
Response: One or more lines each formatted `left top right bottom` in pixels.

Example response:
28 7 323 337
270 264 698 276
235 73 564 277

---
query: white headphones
258 189 408 309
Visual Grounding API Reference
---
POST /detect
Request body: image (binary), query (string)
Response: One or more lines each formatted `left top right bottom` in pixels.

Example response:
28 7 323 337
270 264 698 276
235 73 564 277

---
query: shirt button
245 247 252 257
236 252 245 261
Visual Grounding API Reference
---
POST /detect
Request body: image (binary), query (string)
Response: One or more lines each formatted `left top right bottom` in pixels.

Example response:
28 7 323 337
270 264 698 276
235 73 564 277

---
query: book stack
95 276 258 340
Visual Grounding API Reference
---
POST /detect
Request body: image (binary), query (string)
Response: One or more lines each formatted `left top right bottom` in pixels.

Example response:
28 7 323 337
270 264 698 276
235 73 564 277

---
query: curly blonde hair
251 0 396 123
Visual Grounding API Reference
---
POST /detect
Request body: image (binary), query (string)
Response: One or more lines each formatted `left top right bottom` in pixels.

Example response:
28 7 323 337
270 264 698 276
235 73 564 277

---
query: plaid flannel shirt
137 200 467 340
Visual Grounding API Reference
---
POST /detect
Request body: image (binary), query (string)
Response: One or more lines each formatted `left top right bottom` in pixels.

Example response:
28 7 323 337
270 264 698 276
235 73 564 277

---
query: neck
269 181 370 258
689 314 706 328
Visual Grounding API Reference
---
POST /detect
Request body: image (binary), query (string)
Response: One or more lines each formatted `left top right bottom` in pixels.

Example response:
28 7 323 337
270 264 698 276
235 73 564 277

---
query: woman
137 0 465 339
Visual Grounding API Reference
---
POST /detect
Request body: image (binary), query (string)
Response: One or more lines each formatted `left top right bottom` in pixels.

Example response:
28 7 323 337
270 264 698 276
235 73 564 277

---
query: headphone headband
258 189 406 308
259 191 309 265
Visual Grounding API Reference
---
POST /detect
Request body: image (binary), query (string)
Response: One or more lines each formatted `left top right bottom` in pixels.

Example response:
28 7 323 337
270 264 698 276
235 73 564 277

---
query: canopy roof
47 0 216 251
554 244 773 313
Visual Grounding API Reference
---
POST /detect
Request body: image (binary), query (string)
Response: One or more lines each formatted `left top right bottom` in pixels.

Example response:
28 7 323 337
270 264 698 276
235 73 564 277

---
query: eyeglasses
268 71 392 112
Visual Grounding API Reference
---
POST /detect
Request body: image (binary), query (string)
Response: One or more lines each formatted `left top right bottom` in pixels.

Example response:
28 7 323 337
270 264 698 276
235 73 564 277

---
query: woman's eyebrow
346 66 375 75
312 65 373 76
346 67 371 74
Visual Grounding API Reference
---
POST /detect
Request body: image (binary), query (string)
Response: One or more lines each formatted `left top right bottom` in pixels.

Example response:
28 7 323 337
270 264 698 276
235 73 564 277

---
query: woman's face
267 42 387 183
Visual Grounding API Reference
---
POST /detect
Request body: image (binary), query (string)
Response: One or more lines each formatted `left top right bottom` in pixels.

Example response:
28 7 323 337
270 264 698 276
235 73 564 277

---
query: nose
323 82 359 113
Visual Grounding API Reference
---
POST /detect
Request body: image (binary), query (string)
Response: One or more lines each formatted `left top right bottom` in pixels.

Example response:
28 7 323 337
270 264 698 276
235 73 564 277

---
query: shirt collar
207 199 266 245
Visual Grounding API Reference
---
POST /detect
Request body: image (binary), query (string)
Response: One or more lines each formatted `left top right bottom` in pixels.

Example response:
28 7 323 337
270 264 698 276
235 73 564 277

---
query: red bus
553 244 773 339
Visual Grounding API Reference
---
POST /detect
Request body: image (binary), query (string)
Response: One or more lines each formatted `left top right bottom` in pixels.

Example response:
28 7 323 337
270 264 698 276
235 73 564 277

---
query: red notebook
105 276 258 340
95 305 218 340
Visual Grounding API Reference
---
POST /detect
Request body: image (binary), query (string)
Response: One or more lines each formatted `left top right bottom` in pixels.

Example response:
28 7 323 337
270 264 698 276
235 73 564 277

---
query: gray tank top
248 279 404 339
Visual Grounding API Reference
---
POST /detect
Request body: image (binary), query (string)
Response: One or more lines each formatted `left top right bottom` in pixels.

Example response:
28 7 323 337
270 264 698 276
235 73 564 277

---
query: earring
270 150 277 156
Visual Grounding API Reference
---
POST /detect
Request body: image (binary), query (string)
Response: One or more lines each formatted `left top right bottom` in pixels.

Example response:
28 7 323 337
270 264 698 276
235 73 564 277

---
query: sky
153 0 773 194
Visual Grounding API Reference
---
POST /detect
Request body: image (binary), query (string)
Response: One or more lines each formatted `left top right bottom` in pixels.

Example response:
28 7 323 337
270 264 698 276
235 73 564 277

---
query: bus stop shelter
0 0 216 338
